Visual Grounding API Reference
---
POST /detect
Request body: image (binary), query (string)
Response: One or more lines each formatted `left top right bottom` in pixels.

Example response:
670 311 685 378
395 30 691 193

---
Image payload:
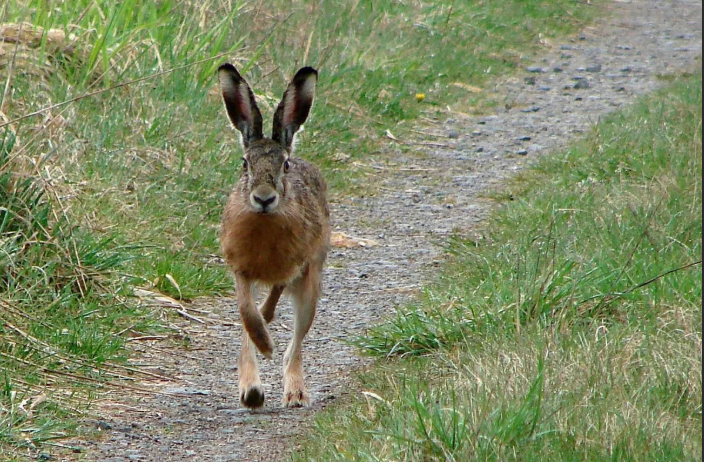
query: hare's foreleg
239 333 265 408
237 283 284 409
236 277 266 408
283 263 322 407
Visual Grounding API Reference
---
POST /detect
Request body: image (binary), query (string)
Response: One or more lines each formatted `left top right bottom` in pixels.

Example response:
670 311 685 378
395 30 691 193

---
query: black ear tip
218 62 236 72
218 63 242 79
294 67 318 80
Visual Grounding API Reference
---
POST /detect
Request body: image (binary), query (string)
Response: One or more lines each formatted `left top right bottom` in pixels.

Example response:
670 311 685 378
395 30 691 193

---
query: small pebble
573 80 590 90
525 66 544 73
538 86 551 91
517 136 532 141
524 76 537 85
616 86 627 92
38 455 52 461
517 149 529 156
616 45 633 50
560 44 573 50
476 146 484 153
575 97 584 101
586 64 602 72
448 130 459 139
96 421 113 431
553 67 564 73
620 67 632 73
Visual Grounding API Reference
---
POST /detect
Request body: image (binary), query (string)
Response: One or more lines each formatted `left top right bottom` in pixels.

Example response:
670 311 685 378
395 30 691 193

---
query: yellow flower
415 93 426 102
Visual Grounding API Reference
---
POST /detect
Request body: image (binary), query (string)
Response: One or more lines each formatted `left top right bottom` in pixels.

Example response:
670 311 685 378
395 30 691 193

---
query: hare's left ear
272 67 318 150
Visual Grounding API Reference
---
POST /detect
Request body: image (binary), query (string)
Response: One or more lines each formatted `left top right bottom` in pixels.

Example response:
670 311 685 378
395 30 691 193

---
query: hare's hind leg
283 262 322 407
261 284 285 323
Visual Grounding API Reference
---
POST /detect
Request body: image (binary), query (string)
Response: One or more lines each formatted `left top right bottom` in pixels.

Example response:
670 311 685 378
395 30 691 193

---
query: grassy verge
1 0 595 456
293 74 703 461
0 128 159 461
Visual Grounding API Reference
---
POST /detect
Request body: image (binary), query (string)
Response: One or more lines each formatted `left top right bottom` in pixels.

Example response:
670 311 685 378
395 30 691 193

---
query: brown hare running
217 63 331 409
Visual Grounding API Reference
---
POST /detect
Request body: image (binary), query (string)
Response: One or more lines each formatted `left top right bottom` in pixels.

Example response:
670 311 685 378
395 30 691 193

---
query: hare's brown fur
221 146 330 285
217 63 330 409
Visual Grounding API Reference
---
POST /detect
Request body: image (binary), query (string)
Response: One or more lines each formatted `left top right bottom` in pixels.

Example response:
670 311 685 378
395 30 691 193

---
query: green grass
1 0 596 456
293 74 703 461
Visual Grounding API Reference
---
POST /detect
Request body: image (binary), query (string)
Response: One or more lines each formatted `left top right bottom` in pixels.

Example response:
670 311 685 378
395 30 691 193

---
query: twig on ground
177 309 206 324
126 335 170 342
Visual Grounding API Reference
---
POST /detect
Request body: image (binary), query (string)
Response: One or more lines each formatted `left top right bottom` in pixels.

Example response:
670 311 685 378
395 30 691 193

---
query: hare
217 63 331 409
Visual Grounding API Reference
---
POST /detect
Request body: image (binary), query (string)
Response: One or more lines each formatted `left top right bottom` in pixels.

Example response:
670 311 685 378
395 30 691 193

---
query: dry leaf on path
331 232 379 248
133 288 183 309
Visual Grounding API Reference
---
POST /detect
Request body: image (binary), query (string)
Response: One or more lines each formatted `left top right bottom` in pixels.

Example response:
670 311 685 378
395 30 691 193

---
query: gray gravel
77 1 701 461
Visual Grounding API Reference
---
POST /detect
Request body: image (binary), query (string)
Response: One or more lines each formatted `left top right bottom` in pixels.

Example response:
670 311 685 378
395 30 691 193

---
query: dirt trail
80 1 701 461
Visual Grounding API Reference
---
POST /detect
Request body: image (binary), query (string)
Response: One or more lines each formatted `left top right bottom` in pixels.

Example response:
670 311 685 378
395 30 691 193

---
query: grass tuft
1 120 158 455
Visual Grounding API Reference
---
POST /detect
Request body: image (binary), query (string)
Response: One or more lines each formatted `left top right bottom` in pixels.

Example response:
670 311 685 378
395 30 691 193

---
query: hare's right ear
272 67 318 150
218 63 263 148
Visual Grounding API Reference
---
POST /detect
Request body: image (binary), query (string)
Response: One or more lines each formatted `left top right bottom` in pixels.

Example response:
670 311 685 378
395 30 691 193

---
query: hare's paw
283 372 311 408
283 388 311 408
240 384 266 409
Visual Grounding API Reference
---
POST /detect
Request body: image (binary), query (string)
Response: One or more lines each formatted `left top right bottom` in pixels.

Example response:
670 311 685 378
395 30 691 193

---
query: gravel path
81 2 701 461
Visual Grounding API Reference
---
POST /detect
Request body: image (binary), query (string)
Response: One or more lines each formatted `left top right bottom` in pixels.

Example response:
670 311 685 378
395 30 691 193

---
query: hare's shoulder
288 158 329 220
289 158 326 193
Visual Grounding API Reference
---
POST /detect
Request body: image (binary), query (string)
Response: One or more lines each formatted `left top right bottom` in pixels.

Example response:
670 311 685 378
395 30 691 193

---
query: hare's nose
253 194 277 208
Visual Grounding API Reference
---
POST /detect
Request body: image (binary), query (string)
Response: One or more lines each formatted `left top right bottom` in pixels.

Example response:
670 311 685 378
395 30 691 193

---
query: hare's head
218 63 317 214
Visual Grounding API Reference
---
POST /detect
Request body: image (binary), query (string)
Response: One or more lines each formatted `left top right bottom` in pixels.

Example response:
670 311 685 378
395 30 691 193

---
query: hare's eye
283 160 291 173
242 157 248 170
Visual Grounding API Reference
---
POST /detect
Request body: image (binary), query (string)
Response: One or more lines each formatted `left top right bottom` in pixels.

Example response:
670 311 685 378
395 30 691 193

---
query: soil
68 1 701 461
